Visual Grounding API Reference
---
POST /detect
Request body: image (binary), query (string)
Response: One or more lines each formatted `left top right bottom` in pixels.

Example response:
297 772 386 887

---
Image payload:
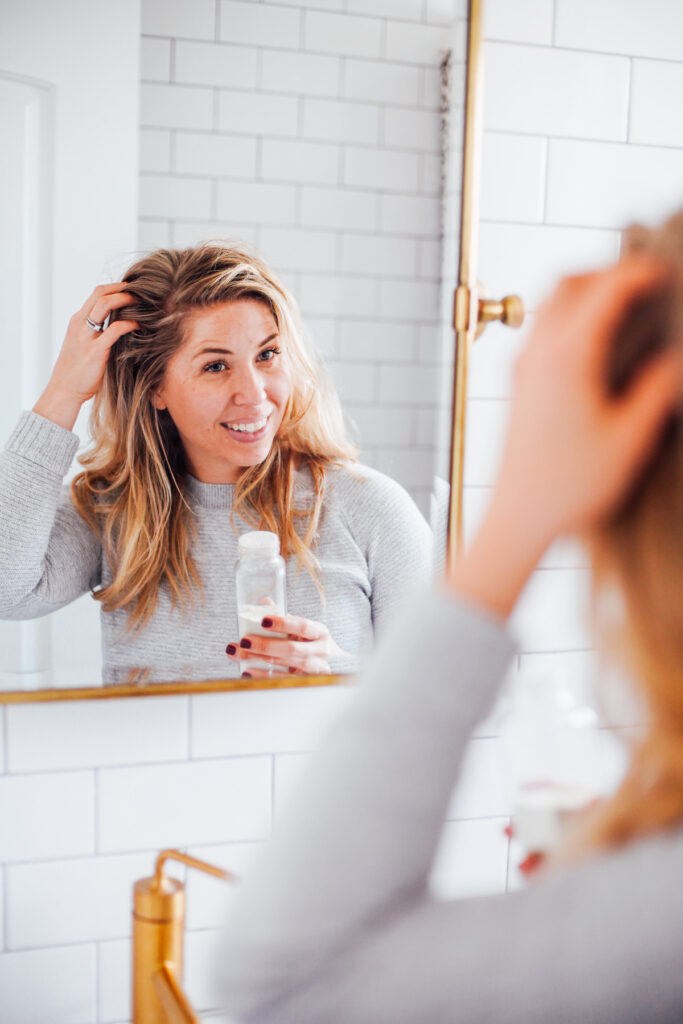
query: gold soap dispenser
133 849 234 1024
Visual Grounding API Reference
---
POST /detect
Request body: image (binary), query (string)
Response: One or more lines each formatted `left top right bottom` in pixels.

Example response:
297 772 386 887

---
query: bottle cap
238 530 280 557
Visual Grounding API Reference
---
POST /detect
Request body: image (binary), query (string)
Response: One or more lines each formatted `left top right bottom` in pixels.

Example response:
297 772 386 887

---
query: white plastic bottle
498 670 626 860
235 531 287 677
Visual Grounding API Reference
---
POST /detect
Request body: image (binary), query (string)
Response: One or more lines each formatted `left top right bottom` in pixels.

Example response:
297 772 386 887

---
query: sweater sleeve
0 411 102 618
217 588 683 1024
340 468 434 640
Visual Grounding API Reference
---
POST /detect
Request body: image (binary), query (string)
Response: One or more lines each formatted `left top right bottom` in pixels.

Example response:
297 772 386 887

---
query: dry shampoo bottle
235 531 287 676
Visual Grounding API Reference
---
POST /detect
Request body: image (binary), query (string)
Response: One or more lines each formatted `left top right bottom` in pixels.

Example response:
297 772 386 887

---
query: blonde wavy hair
573 211 683 855
71 245 356 628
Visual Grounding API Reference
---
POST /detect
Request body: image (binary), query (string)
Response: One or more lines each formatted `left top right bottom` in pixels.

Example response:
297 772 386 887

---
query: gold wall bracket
133 849 235 1024
453 283 525 336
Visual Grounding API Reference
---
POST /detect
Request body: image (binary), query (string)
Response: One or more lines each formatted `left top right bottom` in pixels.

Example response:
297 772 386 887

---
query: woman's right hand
33 283 139 431
448 257 681 619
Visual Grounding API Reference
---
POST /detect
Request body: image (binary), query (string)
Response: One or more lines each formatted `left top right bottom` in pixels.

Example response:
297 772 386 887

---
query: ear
151 389 167 411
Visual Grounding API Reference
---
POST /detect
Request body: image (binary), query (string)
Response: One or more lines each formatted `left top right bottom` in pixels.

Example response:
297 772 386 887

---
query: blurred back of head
582 210 683 852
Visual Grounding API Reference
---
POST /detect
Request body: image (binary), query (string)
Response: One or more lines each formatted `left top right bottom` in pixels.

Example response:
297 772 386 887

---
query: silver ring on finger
86 315 105 332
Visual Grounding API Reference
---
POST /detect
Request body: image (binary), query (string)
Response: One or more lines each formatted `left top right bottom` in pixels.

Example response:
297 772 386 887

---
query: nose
231 363 266 406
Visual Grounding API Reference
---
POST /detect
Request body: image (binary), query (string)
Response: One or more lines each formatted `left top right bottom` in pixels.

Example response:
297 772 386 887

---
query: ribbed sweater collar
185 475 235 509
185 466 317 510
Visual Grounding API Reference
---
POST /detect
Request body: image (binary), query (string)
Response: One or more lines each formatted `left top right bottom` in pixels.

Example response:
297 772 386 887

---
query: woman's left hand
226 614 347 676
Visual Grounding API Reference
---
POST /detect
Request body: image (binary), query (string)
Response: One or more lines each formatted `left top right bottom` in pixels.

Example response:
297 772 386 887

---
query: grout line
551 0 558 47
140 77 444 115
482 125 683 150
626 56 634 143
3 937 110 956
335 232 343 274
94 941 101 1023
214 0 221 43
255 45 263 90
2 865 7 950
541 136 550 223
0 844 203 871
212 88 219 131
482 34 683 66
479 216 622 232
94 769 101 855
297 95 304 139
5 749 298 781
255 136 262 181
146 88 431 114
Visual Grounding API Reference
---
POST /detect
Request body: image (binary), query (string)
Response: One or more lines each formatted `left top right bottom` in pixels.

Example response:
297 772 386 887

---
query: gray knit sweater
217 588 683 1024
0 411 432 683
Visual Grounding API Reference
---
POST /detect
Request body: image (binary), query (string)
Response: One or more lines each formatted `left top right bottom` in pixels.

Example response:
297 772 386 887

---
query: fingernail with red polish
240 638 252 649
261 617 273 628
226 644 236 656
289 666 297 673
241 671 252 679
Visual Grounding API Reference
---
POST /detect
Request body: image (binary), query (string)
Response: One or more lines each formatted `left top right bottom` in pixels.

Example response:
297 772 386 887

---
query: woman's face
153 299 292 483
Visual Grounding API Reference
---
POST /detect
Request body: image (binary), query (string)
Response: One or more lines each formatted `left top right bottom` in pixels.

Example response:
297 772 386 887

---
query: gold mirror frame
448 0 524 569
2 0 516 705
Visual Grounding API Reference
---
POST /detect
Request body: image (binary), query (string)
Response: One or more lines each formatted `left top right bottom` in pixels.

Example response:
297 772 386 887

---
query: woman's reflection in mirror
217 211 683 1024
0 246 431 683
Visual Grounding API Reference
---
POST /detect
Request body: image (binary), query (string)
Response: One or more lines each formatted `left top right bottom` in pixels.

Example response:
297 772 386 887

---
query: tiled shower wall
468 0 683 669
2 1 683 1021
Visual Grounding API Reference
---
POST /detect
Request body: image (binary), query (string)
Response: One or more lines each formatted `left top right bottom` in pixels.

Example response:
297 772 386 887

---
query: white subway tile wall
0 945 97 1024
4 2 683 1021
190 685 353 758
98 938 131 1024
7 697 190 772
429 817 510 899
98 758 272 852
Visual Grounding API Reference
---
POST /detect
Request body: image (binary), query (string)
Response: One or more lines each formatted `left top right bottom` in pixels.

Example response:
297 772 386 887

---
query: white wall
1 1 682 1021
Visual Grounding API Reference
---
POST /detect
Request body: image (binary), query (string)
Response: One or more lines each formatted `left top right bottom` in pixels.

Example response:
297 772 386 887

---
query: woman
0 245 431 683
217 214 683 1023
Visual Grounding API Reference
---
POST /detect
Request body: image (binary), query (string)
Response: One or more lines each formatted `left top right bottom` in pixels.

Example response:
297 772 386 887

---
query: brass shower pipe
446 0 525 572
132 849 235 1024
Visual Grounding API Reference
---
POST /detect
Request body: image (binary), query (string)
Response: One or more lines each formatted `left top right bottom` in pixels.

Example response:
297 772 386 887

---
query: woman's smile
221 413 271 442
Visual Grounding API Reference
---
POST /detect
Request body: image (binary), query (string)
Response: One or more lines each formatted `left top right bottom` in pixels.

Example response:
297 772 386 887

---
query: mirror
0 0 470 695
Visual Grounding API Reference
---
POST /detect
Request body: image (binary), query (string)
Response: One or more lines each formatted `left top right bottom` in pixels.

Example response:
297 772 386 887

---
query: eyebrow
193 332 279 359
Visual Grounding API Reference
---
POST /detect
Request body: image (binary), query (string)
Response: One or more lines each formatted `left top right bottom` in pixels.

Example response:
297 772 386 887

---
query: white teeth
225 416 268 434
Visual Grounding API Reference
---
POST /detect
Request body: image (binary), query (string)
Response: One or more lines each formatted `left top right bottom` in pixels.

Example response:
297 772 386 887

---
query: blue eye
257 347 280 362
204 360 227 373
